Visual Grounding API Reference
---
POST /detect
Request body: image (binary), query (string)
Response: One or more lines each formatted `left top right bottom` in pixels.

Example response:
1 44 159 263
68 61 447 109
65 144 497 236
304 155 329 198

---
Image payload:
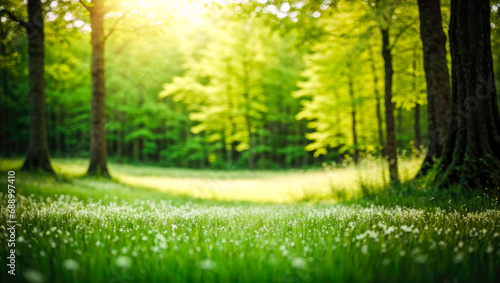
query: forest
1 0 500 282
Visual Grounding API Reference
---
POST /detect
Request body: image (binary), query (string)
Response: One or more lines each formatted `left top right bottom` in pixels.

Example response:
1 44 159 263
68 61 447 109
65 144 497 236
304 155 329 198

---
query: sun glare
123 0 225 21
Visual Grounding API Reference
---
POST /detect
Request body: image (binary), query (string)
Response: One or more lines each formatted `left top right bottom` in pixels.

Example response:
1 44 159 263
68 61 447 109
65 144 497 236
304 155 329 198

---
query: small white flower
199 259 216 270
486 246 494 253
115 256 132 269
291 257 306 269
63 259 80 271
361 245 369 254
171 224 177 231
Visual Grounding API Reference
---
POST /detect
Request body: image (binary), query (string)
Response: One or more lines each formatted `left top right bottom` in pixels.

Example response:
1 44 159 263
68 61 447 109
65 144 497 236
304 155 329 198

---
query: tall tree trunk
436 0 500 189
381 28 399 182
368 46 386 156
86 0 109 176
347 61 359 165
417 0 451 173
22 0 54 173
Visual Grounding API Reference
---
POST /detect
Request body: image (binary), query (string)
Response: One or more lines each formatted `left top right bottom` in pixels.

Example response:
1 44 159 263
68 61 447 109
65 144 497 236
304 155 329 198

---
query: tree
79 0 127 176
416 0 450 173
380 26 398 181
1 0 54 173
436 0 500 189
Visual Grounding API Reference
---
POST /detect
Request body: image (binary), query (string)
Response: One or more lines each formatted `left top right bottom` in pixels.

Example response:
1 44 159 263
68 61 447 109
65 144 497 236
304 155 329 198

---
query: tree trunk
22 0 54 173
381 28 399 182
417 0 451 173
368 46 386 156
436 0 500 189
347 61 359 165
86 0 109 176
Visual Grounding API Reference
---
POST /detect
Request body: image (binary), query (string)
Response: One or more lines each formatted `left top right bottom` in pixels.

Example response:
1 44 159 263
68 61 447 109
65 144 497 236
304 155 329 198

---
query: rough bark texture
86 0 110 176
381 28 399 182
417 0 451 173
21 0 54 173
437 0 500 189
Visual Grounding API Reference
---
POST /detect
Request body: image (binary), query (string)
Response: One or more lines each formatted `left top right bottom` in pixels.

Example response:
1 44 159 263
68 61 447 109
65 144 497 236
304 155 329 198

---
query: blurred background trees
0 0 499 172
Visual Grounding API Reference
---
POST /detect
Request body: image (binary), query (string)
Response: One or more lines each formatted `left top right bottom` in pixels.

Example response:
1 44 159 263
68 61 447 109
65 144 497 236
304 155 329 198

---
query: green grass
1 158 499 282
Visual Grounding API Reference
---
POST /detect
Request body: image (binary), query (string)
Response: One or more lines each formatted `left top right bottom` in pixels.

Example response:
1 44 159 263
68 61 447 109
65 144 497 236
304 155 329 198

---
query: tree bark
417 0 451 173
381 28 399 182
21 0 54 173
436 0 500 189
86 0 110 176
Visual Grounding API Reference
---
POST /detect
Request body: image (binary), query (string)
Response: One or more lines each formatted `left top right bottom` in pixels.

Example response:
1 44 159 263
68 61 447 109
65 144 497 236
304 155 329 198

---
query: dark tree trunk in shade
86 0 109 176
417 0 451 173
368 46 385 155
22 0 54 173
381 28 399 182
347 61 359 165
436 0 500 189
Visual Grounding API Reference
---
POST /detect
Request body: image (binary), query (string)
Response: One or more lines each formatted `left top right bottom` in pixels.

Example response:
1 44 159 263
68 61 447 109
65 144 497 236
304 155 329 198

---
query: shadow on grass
0 167 280 208
334 178 500 212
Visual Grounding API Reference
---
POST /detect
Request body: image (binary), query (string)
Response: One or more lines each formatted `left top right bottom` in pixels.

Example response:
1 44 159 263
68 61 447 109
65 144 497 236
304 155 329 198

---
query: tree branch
78 0 92 12
0 8 27 28
389 18 418 50
104 11 127 41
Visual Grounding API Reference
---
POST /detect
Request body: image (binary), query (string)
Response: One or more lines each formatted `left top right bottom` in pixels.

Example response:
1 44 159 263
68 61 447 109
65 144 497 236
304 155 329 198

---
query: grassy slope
0 158 499 283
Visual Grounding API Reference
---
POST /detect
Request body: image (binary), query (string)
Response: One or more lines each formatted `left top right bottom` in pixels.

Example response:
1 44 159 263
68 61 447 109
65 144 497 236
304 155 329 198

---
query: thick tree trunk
437 0 500 189
417 0 451 173
381 28 399 182
22 0 54 173
348 61 359 165
369 46 386 156
87 0 109 176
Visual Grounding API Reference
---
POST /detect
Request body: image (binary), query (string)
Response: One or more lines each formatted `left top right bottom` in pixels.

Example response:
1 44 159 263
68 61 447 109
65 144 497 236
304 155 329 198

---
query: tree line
0 0 499 190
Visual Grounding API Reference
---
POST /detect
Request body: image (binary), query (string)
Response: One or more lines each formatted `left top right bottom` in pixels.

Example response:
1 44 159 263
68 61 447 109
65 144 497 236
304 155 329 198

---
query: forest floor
0 158 499 282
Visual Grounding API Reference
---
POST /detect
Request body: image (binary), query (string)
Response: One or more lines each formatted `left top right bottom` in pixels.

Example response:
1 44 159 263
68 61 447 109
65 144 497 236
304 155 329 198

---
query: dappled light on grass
0 158 422 203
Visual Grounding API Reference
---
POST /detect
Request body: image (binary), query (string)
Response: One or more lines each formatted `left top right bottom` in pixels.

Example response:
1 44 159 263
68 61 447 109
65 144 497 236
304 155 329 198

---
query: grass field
1 158 500 282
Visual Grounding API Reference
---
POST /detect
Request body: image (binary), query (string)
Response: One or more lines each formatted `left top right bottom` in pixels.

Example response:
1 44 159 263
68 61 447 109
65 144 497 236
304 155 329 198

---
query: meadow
0 158 499 283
